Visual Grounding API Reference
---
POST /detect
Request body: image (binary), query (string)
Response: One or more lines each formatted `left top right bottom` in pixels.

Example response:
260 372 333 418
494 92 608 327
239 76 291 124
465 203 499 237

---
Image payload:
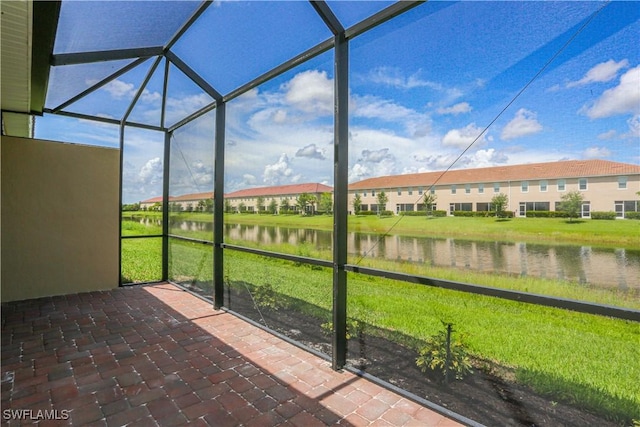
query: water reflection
225 223 638 290
130 219 639 290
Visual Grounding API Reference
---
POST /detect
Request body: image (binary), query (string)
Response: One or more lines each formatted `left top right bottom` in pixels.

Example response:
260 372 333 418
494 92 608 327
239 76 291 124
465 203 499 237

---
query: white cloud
583 146 611 159
263 153 295 185
296 143 326 160
103 80 135 99
442 123 487 148
138 157 163 187
360 148 395 163
501 108 543 140
597 130 618 140
367 66 444 91
582 65 640 119
625 114 640 139
190 160 213 186
242 174 257 186
567 59 629 88
437 102 472 115
352 95 416 121
282 70 333 115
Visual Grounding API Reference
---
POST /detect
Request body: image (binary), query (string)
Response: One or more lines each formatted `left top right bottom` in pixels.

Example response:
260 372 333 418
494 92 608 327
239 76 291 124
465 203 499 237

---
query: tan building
139 196 164 211
347 160 640 218
140 192 214 211
225 183 333 214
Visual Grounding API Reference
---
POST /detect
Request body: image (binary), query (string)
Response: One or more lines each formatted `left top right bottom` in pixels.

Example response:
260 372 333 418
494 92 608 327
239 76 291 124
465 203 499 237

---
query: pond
136 219 640 290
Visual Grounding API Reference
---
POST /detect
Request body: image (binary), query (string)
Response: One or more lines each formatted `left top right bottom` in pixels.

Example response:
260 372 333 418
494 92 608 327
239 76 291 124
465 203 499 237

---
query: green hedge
591 211 617 220
525 211 569 218
625 211 640 220
453 210 514 218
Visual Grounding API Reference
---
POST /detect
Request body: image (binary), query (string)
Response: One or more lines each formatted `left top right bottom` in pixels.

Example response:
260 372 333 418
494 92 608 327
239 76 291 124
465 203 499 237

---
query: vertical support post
162 131 171 281
118 124 125 286
333 32 349 370
213 102 226 309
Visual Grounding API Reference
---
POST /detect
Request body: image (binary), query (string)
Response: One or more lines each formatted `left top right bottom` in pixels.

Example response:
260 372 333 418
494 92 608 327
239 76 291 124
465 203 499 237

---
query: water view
142 218 639 290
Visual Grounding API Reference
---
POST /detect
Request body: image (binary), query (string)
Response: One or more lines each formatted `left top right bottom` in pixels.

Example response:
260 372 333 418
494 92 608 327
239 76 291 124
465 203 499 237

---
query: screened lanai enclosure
28 0 640 424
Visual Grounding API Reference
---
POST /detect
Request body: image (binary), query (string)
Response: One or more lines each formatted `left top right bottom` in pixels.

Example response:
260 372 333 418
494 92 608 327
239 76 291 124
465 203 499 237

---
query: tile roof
225 183 333 198
171 191 214 202
348 160 640 190
140 196 164 204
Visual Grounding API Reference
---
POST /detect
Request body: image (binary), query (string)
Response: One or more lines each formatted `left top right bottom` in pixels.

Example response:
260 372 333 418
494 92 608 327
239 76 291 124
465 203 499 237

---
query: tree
296 193 314 215
376 191 388 215
319 192 333 214
203 198 213 213
280 198 290 213
268 198 278 215
559 190 584 222
238 202 246 213
224 199 233 213
256 196 265 214
422 192 437 216
491 193 509 218
352 193 362 215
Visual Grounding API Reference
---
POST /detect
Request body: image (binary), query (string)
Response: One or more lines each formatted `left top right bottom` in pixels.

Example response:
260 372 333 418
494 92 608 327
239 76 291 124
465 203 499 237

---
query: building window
618 176 627 189
451 185 457 195
521 181 529 193
557 179 566 191
540 180 547 192
408 187 413 195
418 187 423 195
465 184 471 194
372 190 376 197
430 188 436 195
579 178 588 191
493 183 500 193
363 192 367 197
397 188 402 196
478 183 484 194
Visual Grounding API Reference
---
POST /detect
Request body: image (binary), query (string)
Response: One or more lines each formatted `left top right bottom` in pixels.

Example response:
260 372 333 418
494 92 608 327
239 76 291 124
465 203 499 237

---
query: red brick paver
1 283 462 426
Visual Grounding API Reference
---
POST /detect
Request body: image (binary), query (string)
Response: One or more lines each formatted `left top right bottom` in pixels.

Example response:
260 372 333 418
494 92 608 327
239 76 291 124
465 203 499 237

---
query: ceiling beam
31 1 61 114
51 46 164 66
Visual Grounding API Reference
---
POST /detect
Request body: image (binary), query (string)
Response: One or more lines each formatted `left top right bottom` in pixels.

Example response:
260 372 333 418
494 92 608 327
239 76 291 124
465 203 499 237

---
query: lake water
138 219 640 290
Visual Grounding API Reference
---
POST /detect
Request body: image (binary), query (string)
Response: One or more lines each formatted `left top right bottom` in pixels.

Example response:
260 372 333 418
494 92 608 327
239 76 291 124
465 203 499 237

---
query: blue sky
36 1 640 204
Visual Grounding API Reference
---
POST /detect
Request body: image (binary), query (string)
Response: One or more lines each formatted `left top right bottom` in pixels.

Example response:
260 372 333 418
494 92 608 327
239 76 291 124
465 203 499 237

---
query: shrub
591 211 616 220
379 210 395 217
416 323 473 383
625 212 640 220
526 211 569 218
356 211 378 216
321 318 363 340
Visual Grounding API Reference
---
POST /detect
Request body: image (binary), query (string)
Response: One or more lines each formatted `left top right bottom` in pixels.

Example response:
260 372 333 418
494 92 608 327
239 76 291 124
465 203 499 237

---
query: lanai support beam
213 102 226 309
332 30 349 370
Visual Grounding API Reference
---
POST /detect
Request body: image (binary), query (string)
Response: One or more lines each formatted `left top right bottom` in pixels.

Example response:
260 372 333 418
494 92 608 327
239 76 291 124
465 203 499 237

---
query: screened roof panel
53 1 201 54
325 0 397 29
171 1 333 95
59 58 156 120
164 62 215 128
45 59 138 110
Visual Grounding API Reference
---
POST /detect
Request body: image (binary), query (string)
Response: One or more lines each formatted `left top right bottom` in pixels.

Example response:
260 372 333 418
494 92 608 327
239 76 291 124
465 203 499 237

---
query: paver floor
1 283 462 426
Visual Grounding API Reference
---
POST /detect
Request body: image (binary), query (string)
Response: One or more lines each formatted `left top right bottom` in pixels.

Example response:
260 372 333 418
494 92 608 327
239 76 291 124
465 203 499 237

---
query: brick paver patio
1 283 462 426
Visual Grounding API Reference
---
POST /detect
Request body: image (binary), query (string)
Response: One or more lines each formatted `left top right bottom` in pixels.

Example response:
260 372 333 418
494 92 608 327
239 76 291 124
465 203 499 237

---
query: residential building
347 160 640 218
140 192 214 211
225 183 333 214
